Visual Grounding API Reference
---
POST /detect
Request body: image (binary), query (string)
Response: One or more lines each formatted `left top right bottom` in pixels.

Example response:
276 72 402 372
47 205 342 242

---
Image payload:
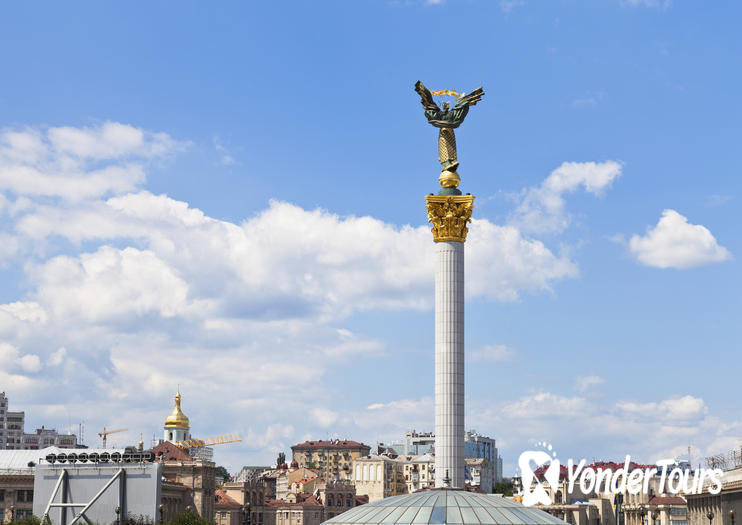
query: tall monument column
426 194 474 488
415 80 483 489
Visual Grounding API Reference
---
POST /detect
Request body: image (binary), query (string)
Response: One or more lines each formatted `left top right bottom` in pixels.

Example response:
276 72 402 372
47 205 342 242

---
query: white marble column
434 240 465 488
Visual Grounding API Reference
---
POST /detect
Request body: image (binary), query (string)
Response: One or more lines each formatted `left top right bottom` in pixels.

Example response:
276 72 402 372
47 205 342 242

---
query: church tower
164 388 190 444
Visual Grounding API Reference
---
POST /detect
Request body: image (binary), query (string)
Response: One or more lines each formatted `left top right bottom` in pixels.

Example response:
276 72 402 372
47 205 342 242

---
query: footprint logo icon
519 442 560 507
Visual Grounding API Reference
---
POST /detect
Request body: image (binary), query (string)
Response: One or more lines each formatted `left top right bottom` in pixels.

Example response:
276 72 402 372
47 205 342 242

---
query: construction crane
175 434 241 450
98 427 128 449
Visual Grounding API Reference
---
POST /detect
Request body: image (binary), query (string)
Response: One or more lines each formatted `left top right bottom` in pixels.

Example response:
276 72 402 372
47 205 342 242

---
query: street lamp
115 506 122 525
652 510 660 525
640 505 647 525
729 510 735 525
708 511 715 525
158 503 165 524
9 505 15 522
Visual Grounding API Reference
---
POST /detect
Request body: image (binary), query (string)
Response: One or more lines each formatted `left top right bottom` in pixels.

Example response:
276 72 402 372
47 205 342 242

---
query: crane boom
98 427 128 449
175 434 241 450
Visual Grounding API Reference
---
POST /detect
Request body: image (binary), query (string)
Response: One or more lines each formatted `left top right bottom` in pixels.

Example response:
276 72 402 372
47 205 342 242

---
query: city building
321 480 360 521
235 465 272 482
215 489 244 525
465 430 501 484
153 432 216 520
263 493 325 525
687 465 741 525
0 448 36 521
465 457 494 493
291 440 370 481
400 453 435 493
0 392 78 450
352 454 407 502
380 429 501 489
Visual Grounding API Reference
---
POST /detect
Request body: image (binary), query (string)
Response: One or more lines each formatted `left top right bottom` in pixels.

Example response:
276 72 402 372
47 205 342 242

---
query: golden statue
414 81 484 195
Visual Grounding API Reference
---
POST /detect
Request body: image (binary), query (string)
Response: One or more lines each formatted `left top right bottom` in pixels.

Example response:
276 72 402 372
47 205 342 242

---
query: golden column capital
425 194 475 243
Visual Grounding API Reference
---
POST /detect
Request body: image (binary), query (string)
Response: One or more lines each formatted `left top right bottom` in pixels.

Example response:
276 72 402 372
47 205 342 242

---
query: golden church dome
164 389 190 429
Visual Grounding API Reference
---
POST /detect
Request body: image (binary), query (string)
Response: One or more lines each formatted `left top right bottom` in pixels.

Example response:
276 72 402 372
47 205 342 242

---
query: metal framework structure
41 468 126 525
705 445 742 471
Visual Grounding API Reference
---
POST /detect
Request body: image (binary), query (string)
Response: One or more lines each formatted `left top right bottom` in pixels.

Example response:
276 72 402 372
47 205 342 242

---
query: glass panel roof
323 490 566 525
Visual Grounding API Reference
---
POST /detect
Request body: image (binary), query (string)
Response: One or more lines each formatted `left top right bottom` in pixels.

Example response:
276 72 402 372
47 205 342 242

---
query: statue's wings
454 87 485 109
415 81 441 112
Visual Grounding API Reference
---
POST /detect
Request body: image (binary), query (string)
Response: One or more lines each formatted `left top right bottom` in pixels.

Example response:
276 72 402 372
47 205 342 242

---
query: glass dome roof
323 490 565 525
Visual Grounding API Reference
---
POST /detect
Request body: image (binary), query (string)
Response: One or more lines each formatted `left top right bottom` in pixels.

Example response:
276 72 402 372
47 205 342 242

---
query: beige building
215 489 244 525
321 479 359 521
264 494 325 525
292 440 370 481
352 454 407 502
399 453 435 493
0 470 34 522
153 439 216 520
687 466 742 525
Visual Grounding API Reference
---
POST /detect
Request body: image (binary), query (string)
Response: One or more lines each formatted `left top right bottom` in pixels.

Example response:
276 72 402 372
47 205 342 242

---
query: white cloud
616 395 707 422
48 347 67 366
0 122 184 201
575 375 604 392
628 209 731 269
470 344 515 362
510 161 622 234
0 301 48 323
310 408 339 428
502 392 591 418
32 246 192 323
0 342 42 373
19 354 42 372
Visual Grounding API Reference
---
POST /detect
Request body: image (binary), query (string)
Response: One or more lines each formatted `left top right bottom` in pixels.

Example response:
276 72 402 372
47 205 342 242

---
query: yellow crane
98 427 128 449
175 434 241 450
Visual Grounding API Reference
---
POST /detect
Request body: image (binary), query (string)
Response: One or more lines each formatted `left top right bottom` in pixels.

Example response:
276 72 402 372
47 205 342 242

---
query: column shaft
434 241 465 488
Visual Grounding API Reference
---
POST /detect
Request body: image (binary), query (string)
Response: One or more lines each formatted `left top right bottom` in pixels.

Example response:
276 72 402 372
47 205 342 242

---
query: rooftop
292 439 370 450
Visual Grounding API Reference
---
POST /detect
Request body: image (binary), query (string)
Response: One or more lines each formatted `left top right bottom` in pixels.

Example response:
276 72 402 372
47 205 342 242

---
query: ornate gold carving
425 194 475 243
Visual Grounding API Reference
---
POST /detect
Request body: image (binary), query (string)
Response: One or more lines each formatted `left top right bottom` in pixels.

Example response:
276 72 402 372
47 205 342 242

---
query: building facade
153 440 216 521
291 440 370 481
465 457 494 493
400 453 435 493
352 454 407 502
687 467 742 525
1 393 77 451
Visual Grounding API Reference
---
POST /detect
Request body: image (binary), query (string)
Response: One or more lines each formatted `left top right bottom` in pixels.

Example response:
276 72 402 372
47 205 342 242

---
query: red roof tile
152 441 191 462
648 496 686 506
216 489 241 508
291 440 370 450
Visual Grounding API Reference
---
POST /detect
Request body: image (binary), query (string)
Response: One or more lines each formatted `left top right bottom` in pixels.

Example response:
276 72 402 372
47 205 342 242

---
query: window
670 509 686 516
0 489 4 501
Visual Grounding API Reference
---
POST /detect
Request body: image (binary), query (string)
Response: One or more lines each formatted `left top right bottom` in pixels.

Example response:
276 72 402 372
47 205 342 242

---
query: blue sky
0 1 739 474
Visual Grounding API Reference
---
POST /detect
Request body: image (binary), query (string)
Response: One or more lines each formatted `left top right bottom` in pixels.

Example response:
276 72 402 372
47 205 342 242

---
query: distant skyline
0 1 740 474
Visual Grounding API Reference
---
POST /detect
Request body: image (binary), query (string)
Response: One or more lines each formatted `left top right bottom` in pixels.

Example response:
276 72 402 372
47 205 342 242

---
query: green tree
8 517 41 525
215 465 231 481
276 451 286 467
166 510 212 525
493 481 513 496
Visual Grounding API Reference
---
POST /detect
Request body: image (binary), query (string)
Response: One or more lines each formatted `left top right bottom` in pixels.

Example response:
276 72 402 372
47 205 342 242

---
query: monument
321 83 564 525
